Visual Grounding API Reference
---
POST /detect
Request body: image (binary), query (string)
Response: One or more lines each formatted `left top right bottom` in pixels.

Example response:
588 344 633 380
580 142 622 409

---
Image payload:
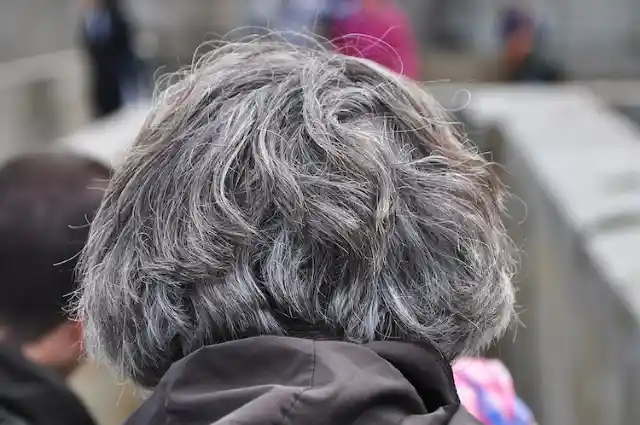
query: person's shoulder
0 407 31 425
530 53 564 82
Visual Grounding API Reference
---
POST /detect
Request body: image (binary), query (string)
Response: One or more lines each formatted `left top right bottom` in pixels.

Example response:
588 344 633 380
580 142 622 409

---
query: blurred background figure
329 0 420 79
247 0 329 46
80 0 138 118
454 358 536 425
499 5 564 83
0 153 109 425
245 0 420 79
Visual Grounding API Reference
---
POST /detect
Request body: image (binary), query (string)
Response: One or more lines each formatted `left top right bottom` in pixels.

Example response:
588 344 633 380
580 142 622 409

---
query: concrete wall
128 0 243 68
59 102 149 168
585 80 640 126
0 50 89 164
0 0 78 62
429 85 640 425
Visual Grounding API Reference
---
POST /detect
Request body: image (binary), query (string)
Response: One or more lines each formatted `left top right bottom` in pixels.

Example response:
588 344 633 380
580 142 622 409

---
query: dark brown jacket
125 336 480 425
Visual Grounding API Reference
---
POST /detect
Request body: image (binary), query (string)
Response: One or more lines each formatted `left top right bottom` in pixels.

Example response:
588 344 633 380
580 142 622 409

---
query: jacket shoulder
0 407 31 425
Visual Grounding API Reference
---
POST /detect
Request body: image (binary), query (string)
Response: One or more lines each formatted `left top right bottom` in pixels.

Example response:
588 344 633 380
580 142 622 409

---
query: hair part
75 38 515 387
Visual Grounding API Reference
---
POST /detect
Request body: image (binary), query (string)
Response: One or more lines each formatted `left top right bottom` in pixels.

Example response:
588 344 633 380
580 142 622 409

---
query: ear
52 320 85 365
21 321 86 376
58 320 86 376
69 320 85 353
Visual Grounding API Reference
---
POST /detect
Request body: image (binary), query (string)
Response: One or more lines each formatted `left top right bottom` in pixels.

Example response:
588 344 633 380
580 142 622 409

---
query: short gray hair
75 39 515 387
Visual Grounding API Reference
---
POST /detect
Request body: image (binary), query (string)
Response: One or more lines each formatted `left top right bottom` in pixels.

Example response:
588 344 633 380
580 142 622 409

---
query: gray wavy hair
75 40 515 387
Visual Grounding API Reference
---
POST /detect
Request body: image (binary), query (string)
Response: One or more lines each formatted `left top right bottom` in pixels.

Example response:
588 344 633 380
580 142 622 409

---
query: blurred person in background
328 0 421 79
75 40 516 425
246 0 420 78
247 0 329 46
80 0 137 118
453 358 535 425
500 5 564 83
0 153 110 425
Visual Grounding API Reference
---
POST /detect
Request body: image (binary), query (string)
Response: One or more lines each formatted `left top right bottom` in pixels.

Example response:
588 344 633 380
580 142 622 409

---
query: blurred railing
0 50 89 163
430 85 640 425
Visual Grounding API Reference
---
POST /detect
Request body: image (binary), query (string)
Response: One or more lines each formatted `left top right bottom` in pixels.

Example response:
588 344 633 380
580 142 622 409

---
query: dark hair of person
0 153 110 344
500 7 534 40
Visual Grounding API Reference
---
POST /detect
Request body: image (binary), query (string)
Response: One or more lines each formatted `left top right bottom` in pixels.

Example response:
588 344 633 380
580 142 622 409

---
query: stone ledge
59 102 150 169
427 85 640 425
0 50 89 162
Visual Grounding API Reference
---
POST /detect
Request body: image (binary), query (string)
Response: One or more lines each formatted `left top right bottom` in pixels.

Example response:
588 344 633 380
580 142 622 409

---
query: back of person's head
500 7 534 41
76 39 515 387
499 6 539 72
0 153 110 353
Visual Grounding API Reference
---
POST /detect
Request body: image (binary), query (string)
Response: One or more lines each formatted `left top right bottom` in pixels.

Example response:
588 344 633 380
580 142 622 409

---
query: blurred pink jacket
330 0 420 79
453 357 536 425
